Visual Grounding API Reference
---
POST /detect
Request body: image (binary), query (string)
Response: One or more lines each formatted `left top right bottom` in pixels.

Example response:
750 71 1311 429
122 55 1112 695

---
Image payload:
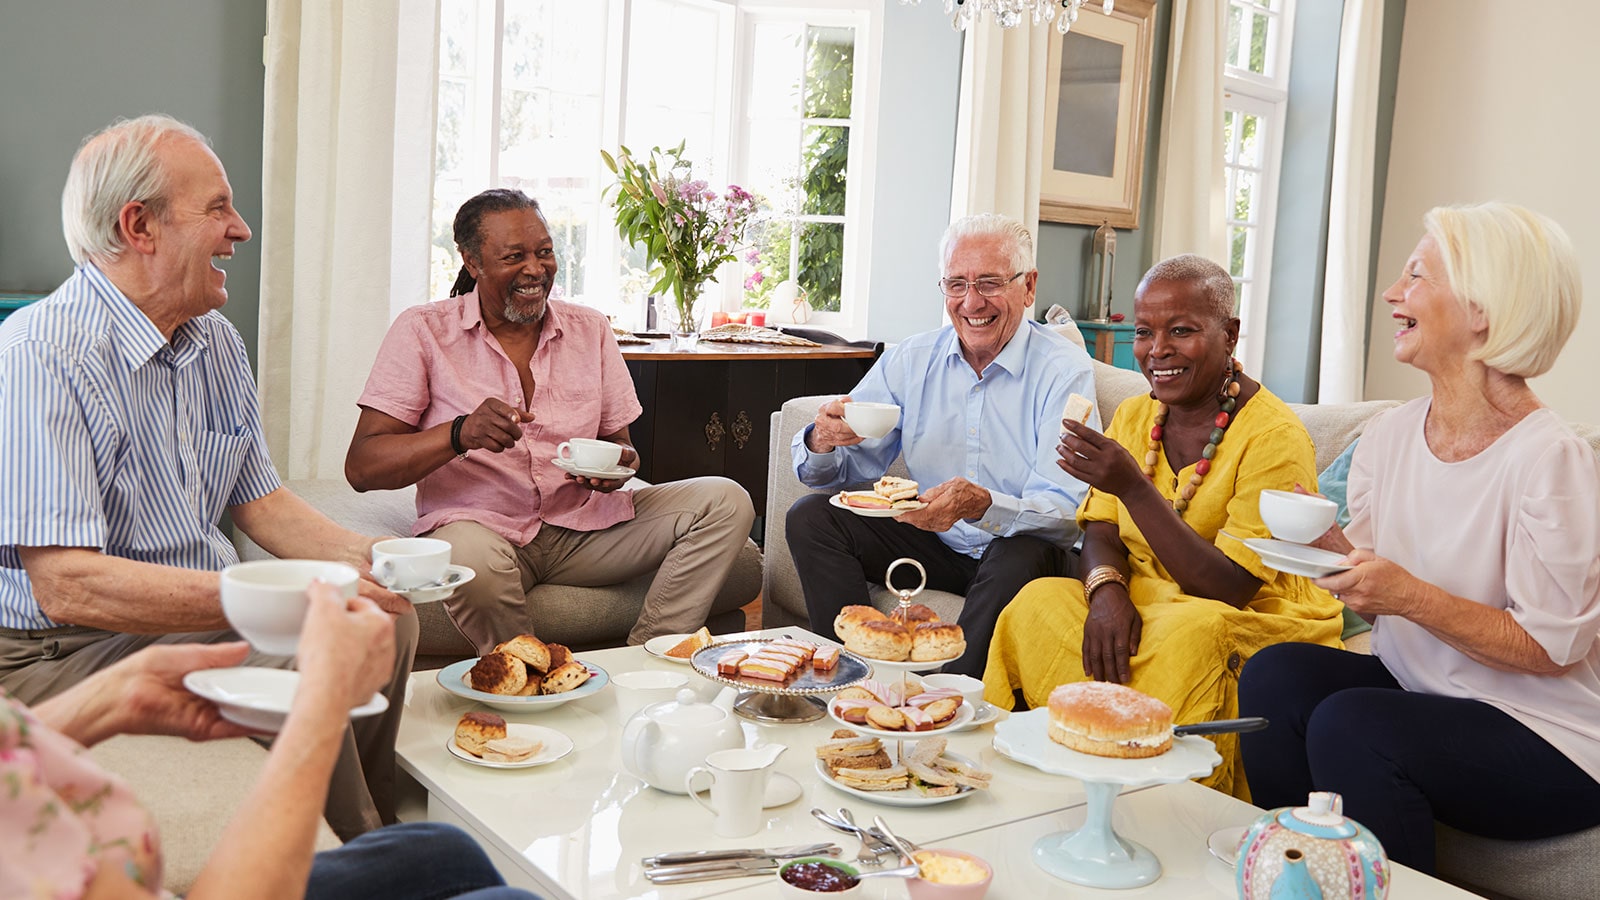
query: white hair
1424 202 1580 379
939 213 1035 274
61 114 210 266
1138 254 1236 321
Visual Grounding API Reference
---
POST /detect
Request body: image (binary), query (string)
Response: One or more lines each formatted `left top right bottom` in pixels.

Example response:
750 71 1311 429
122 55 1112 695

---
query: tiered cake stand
994 708 1222 889
690 639 870 723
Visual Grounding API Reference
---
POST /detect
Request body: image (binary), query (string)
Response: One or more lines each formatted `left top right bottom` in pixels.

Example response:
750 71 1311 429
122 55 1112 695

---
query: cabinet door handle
705 412 725 451
732 410 753 451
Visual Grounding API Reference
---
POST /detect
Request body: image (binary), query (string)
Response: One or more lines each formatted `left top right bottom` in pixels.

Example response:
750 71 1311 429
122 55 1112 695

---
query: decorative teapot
1236 792 1388 900
620 686 743 794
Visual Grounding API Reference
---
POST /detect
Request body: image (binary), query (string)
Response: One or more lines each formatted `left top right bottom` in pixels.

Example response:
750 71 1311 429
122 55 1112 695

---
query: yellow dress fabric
983 388 1344 798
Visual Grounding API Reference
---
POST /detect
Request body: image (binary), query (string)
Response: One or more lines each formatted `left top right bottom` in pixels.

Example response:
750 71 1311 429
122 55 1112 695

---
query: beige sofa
762 357 1600 900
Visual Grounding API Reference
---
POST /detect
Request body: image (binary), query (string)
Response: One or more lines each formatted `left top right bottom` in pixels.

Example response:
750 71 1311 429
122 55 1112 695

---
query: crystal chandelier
900 0 1115 34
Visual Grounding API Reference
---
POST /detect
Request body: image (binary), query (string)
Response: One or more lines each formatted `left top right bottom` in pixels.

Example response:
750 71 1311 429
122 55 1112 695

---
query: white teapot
620 687 743 794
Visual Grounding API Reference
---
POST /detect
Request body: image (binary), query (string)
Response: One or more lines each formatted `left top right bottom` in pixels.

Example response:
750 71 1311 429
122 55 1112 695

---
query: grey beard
502 298 546 324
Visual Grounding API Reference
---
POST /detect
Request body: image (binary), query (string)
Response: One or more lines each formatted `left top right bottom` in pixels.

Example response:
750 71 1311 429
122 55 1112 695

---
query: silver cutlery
810 807 897 862
642 842 837 867
644 858 783 883
872 815 922 864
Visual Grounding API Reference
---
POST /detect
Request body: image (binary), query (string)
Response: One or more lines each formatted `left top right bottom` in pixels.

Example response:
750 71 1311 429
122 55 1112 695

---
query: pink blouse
1347 398 1600 780
0 691 168 898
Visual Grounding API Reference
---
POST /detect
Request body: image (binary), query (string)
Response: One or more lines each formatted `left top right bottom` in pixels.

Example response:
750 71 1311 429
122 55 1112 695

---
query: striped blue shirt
0 265 281 629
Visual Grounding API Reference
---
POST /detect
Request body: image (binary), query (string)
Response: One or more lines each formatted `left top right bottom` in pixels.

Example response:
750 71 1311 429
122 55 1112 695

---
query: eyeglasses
938 272 1024 298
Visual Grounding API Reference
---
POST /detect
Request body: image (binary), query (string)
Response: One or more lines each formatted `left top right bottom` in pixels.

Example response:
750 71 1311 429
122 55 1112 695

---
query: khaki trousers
0 611 419 842
434 476 754 653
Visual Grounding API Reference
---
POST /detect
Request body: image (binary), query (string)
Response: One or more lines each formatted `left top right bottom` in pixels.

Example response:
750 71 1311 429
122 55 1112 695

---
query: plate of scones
814 731 991 806
438 632 610 712
449 711 573 769
832 602 965 670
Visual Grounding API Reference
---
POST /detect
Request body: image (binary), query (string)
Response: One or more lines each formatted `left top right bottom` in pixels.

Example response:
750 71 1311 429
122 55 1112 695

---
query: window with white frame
1222 0 1294 374
430 0 878 333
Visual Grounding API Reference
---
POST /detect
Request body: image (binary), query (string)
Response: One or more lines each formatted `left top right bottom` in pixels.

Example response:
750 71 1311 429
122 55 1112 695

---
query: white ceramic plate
436 657 610 712
392 564 476 605
446 723 575 769
826 698 975 739
1242 537 1352 578
1208 825 1247 867
643 634 694 663
857 655 960 673
947 701 1003 732
184 667 388 732
992 708 1221 787
828 493 925 518
551 457 637 480
813 753 983 807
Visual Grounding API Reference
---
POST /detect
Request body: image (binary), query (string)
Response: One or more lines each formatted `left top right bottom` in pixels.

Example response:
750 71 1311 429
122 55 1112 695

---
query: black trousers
1239 641 1600 874
785 492 1073 677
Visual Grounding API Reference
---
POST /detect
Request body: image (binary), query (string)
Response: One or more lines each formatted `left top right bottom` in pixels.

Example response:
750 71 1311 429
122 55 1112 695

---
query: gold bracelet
1083 565 1127 601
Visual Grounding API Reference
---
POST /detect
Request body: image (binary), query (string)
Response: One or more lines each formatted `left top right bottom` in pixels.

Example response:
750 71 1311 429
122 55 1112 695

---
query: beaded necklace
1141 359 1242 516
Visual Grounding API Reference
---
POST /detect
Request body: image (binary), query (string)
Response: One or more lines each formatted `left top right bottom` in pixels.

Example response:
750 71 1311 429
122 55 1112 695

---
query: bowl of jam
777 858 862 896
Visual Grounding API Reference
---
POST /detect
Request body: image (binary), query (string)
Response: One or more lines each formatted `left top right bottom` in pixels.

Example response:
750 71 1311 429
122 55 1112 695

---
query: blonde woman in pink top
1239 203 1600 875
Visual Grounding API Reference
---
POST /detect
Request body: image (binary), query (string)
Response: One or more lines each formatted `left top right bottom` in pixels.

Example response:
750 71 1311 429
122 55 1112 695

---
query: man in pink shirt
346 189 754 651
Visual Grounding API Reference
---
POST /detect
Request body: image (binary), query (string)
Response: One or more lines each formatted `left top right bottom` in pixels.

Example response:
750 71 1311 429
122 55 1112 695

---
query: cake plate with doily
690 638 870 724
993 708 1222 889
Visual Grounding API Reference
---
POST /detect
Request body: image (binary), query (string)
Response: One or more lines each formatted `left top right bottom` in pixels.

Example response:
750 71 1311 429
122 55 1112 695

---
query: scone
469 651 527 695
454 711 506 756
541 661 591 694
888 603 940 628
496 634 551 674
546 643 573 670
910 621 965 661
848 619 912 661
834 604 889 644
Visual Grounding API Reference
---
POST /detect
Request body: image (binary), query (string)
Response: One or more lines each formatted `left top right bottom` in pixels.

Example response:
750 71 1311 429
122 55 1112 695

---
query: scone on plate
454 711 506 756
469 651 527 695
910 621 965 662
496 634 551 674
542 661 591 694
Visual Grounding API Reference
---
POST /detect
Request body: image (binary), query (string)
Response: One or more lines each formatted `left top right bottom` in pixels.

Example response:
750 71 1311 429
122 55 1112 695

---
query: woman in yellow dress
983 255 1343 797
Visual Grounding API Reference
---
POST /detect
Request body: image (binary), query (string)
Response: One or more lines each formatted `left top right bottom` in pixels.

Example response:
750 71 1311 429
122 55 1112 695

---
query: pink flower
744 249 760 265
745 271 765 289
650 181 669 205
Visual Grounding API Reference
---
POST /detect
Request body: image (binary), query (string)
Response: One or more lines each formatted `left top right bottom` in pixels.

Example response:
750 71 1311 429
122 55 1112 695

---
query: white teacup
685 747 782 838
613 669 691 726
557 438 623 471
220 560 361 655
842 401 900 440
370 537 452 590
1259 489 1338 544
922 672 986 709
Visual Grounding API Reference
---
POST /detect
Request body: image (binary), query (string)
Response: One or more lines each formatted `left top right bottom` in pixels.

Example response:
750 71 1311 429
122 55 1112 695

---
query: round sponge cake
1047 682 1173 759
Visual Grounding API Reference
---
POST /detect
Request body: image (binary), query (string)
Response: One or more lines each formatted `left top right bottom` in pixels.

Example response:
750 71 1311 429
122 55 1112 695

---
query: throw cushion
1317 439 1371 641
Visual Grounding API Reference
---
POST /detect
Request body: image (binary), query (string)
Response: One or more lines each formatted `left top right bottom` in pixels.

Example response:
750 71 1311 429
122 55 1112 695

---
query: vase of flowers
602 143 759 349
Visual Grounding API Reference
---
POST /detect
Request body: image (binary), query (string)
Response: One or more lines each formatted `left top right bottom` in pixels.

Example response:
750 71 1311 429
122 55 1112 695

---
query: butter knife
642 842 837 867
1174 717 1269 736
644 858 783 883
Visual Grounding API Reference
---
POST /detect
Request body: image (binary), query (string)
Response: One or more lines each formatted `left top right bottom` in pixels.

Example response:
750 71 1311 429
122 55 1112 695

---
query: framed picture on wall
1039 0 1156 228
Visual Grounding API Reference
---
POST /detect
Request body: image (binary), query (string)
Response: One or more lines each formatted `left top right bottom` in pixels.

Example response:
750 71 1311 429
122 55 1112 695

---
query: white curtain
1149 0 1228 264
948 19 1051 264
1318 0 1386 403
259 0 439 480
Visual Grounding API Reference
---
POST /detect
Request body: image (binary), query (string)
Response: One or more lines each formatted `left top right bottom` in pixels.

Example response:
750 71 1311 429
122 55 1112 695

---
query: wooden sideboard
623 341 877 529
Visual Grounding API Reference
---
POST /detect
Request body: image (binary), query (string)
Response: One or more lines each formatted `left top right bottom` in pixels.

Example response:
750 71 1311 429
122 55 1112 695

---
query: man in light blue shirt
788 213 1099 676
0 115 416 839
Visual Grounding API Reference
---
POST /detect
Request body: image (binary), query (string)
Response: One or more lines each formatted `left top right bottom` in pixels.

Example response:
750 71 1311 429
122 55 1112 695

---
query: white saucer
765 772 803 807
1242 537 1352 578
446 723 575 769
1208 825 1247 867
551 457 637 480
392 564 475 604
948 701 1002 732
643 633 694 663
184 667 388 732
828 493 925 518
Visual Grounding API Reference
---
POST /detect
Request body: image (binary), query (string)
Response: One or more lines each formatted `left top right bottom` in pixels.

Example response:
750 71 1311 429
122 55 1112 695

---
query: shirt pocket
545 382 605 436
192 429 252 521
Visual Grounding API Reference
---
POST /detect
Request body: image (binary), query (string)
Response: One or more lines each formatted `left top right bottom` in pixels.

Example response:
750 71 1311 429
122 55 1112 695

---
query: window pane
801 125 849 216
799 222 846 312
746 119 802 216
626 0 722 166
749 22 803 117
1230 226 1250 278
440 0 477 76
744 218 793 309
1233 170 1257 224
1238 113 1261 168
804 26 855 119
1222 109 1236 160
1249 11 1270 74
1226 4 1244 70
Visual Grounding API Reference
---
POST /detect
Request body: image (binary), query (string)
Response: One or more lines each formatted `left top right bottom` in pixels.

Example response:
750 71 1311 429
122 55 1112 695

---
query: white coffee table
394 628 1482 899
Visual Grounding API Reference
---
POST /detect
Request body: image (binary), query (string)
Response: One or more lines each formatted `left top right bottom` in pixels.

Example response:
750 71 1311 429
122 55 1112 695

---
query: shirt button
969 428 976 436
1227 652 1242 673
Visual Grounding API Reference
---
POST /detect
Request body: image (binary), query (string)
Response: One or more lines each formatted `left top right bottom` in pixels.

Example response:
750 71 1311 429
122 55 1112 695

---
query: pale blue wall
0 0 268 369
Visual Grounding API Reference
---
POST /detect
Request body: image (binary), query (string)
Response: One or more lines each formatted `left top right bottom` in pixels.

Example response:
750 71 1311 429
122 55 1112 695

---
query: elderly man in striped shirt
0 115 418 840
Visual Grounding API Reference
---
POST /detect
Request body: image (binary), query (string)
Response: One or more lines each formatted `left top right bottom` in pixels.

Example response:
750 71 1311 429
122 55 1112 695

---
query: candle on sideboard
711 311 730 328
746 311 766 327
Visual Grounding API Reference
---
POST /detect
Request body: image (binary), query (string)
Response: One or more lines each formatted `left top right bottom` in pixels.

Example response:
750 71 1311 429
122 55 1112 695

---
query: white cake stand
993 707 1222 889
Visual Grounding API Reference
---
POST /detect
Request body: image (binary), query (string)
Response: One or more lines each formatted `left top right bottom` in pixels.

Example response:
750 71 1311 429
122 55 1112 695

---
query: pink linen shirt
358 292 643 545
1348 398 1600 780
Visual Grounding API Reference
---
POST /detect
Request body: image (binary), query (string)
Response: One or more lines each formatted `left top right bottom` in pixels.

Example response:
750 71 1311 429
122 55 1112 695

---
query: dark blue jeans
305 822 541 900
1238 642 1600 874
